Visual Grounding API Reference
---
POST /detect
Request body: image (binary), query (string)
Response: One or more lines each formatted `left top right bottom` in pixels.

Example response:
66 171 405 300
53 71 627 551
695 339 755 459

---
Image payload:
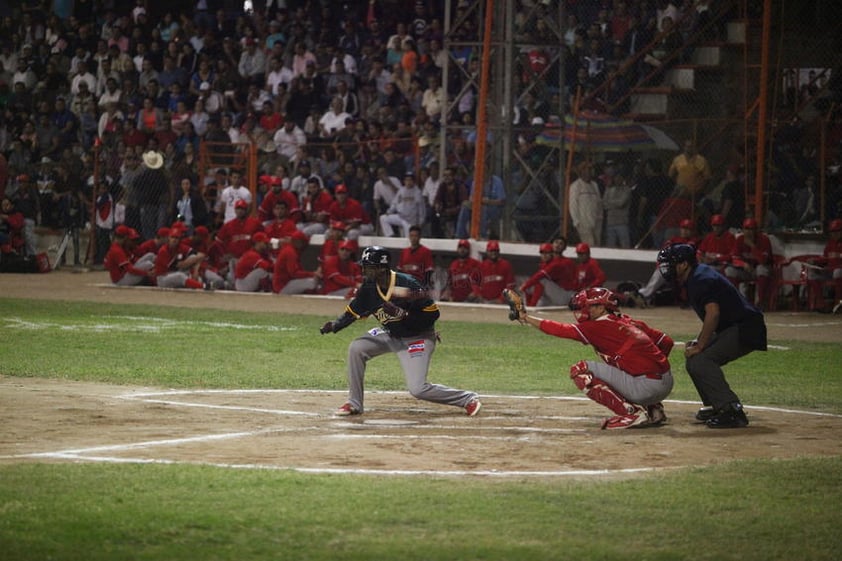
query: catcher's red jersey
539 314 671 376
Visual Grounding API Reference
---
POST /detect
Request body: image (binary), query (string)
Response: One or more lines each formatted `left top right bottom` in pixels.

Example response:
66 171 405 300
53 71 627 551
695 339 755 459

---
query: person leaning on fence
104 225 154 286
234 232 273 292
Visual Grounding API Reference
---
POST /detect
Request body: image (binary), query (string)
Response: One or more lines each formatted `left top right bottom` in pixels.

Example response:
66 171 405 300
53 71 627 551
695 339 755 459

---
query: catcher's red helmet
571 287 618 322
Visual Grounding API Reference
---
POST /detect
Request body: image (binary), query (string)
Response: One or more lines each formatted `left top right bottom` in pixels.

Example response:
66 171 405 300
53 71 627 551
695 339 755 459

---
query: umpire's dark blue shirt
687 263 767 350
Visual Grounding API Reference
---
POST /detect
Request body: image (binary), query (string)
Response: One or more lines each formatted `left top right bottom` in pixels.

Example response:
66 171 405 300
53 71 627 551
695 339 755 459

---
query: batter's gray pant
685 324 751 409
344 327 478 413
586 361 674 405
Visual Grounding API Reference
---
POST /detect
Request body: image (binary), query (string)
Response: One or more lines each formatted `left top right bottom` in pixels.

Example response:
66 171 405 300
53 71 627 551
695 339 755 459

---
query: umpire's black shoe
706 403 749 429
695 406 716 422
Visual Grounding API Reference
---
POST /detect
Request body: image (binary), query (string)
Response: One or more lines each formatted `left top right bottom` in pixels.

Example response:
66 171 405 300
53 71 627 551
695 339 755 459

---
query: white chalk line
6 390 841 478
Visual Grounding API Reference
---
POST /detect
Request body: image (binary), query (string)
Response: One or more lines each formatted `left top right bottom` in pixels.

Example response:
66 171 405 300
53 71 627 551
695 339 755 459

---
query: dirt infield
2 270 842 478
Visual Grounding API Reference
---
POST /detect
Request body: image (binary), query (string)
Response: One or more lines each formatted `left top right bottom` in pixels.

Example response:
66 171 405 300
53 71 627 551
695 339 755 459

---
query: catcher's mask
656 243 697 282
571 287 619 322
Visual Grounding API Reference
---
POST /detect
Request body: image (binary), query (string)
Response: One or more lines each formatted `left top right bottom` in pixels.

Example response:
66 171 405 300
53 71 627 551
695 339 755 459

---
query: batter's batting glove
319 321 334 334
502 288 527 323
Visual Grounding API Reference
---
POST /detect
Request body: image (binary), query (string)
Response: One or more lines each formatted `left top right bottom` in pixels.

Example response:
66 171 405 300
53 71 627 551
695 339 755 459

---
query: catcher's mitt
502 288 527 323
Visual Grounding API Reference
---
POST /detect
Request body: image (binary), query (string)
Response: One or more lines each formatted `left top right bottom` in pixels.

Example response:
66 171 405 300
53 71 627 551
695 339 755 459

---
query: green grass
1 297 841 560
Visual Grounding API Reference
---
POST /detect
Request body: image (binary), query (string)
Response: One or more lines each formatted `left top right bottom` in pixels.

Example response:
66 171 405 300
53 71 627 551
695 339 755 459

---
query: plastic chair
769 254 820 311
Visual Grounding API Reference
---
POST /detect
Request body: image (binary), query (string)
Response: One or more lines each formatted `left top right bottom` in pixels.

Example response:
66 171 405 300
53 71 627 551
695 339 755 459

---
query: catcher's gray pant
586 361 673 406
280 277 318 294
538 278 573 307
344 327 478 413
116 254 155 286
685 324 751 410
234 268 270 292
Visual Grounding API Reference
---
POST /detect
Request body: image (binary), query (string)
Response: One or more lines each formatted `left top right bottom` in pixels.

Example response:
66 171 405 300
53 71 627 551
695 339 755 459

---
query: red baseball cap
194 225 209 237
334 184 348 194
234 199 249 209
679 218 693 229
576 242 590 253
539 243 553 253
115 225 131 237
157 227 171 238
127 228 140 240
252 232 268 243
742 218 758 230
330 220 346 230
486 240 500 251
291 230 309 242
710 214 725 226
457 239 470 249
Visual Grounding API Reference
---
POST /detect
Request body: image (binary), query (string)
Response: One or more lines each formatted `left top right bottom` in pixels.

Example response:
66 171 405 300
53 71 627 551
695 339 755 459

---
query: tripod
49 227 81 270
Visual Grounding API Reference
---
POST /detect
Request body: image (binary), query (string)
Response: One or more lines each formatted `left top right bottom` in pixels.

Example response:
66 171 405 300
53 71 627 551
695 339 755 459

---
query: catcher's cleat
695 406 716 422
646 403 667 425
706 403 749 429
465 398 482 417
335 403 361 416
602 406 648 430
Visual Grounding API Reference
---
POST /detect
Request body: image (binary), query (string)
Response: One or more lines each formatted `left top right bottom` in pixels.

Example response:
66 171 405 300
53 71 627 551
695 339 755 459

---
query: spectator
273 117 307 165
379 171 425 238
668 139 712 201
172 177 208 235
602 170 632 248
456 173 506 240
569 162 604 246
630 218 699 307
434 166 468 239
214 170 252 225
637 158 675 248
135 150 170 242
718 165 746 231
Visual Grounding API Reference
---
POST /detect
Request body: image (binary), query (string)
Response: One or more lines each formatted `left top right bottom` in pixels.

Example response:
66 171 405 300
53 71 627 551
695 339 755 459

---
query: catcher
320 246 482 417
503 287 674 429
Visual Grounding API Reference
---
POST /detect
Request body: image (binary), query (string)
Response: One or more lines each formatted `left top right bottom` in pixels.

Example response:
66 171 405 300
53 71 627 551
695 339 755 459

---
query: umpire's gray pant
344 327 477 413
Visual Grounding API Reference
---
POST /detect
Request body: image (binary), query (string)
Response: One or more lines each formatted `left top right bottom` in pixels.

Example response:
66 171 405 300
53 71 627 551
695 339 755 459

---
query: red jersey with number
539 313 671 376
448 257 481 302
235 248 273 279
322 255 362 294
478 257 515 301
216 216 263 258
398 245 434 284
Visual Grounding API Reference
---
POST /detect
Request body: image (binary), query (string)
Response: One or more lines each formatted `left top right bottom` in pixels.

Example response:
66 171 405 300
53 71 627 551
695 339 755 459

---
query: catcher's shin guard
570 361 637 416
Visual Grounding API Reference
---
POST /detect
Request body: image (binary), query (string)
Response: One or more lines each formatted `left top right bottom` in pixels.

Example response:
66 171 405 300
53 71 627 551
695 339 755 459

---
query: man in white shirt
266 56 293 96
421 161 441 236
318 97 351 139
214 170 252 224
273 119 307 164
379 171 425 238
373 166 402 219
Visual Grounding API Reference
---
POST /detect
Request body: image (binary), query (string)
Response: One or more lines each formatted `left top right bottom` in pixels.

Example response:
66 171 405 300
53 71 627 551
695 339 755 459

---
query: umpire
657 243 767 428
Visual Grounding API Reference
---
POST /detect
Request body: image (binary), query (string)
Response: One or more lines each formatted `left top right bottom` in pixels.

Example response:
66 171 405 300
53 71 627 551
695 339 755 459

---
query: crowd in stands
0 0 839 302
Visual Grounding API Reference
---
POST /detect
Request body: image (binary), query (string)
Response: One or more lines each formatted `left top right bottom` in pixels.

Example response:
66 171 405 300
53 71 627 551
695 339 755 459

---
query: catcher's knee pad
569 360 593 391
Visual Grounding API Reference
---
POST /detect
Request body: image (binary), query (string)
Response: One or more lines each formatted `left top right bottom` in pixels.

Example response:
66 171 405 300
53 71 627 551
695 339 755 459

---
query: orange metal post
469 0 494 240
753 0 771 223
562 87 582 239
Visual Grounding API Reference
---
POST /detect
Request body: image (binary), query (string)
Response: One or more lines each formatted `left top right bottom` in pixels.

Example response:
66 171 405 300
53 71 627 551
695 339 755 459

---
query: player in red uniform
258 174 298 224
134 227 169 261
154 226 206 289
104 225 154 285
475 240 515 302
573 243 606 290
513 287 674 429
441 239 481 302
725 218 773 309
234 232 273 292
519 243 577 307
808 218 842 312
698 214 735 272
320 220 346 263
327 184 374 240
397 225 434 287
273 230 321 294
216 199 264 261
321 240 362 297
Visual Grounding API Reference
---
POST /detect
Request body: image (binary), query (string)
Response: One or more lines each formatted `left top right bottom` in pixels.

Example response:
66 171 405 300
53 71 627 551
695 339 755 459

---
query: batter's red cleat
465 398 482 417
602 407 648 430
335 403 360 416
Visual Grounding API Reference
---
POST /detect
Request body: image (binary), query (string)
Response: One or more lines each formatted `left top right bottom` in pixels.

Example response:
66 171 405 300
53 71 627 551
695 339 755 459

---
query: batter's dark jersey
346 271 439 337
687 263 767 350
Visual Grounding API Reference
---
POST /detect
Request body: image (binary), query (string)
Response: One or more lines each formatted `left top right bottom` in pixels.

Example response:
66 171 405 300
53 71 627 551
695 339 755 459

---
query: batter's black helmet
360 246 391 267
657 243 697 281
